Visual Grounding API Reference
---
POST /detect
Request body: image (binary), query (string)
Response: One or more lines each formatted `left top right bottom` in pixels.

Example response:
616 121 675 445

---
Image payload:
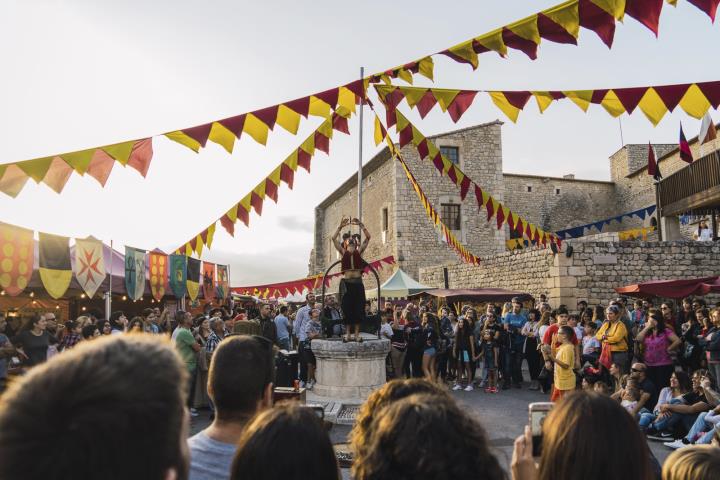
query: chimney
563 174 575 180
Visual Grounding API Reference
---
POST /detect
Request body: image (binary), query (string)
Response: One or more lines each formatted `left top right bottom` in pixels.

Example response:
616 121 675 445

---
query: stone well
310 335 391 400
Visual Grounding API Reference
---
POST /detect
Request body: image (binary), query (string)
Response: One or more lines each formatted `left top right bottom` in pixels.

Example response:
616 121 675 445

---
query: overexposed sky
0 0 717 285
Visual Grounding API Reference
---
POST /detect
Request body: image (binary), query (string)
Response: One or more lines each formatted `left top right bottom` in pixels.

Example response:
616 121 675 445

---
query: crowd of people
1 290 720 479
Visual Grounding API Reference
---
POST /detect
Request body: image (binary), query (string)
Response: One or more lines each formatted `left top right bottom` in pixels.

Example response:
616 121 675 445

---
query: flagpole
106 239 113 320
654 183 663 241
357 66 365 238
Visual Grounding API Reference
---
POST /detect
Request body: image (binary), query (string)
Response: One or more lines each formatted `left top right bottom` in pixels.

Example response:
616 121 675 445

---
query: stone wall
394 122 505 279
420 240 720 309
503 174 616 232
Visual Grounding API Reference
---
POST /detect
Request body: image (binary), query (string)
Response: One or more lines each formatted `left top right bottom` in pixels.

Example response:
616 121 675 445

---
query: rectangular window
441 203 461 230
555 188 561 195
440 146 459 165
527 186 532 193
382 207 389 231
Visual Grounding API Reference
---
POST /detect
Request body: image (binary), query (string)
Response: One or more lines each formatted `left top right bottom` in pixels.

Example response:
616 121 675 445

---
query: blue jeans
640 398 683 430
685 412 716 444
652 407 698 434
278 337 290 351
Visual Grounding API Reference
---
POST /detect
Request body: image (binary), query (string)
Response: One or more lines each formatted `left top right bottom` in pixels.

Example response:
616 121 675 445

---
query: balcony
658 150 720 216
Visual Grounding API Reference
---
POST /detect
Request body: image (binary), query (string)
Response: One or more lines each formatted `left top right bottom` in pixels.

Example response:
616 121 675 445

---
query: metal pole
106 239 113 320
357 66 365 237
655 182 663 241
618 118 624 147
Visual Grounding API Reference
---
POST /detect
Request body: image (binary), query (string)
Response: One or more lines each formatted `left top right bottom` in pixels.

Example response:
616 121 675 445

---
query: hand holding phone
529 402 553 457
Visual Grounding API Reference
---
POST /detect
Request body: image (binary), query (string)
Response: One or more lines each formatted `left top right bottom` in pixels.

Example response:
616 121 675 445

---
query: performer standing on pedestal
332 216 371 343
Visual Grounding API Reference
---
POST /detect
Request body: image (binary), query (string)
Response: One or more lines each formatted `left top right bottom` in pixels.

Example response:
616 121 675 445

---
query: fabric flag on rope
679 123 694 163
169 254 187 299
187 257 201 301
38 233 72 299
0 223 34 296
74 237 106 298
149 251 169 301
124 246 146 301
647 143 662 181
216 264 229 300
202 262 216 302
699 112 717 145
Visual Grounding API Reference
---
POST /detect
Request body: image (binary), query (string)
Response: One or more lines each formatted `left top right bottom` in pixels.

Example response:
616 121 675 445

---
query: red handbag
599 341 612 370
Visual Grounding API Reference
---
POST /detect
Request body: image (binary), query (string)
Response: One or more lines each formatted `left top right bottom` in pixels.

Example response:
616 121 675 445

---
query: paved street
189 382 671 477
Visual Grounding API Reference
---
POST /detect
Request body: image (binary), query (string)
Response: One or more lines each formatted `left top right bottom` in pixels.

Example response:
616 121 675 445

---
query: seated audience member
0 335 189 480
81 324 100 340
639 371 692 432
664 403 720 449
350 378 450 465
662 445 720 480
230 403 339 480
646 370 714 440
353 393 505 480
188 335 275 480
512 391 653 480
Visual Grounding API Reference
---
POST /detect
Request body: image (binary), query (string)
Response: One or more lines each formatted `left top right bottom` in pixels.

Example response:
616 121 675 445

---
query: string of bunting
374 107 562 248
0 139 153 198
370 0 719 85
175 111 352 256
506 225 656 249
231 255 396 299
0 80 366 199
375 80 720 126
555 205 657 238
0 220 226 303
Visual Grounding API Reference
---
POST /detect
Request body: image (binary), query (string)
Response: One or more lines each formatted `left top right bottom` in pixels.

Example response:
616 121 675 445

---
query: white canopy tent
366 268 433 299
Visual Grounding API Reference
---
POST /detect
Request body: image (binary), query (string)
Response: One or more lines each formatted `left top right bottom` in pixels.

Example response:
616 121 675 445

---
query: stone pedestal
311 335 391 400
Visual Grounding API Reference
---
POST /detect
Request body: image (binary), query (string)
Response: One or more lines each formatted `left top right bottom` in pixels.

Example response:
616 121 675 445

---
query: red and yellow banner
369 0 718 85
231 255 396 299
0 223 34 296
376 81 720 126
0 138 152 198
376 109 561 249
176 112 352 256
202 261 216 302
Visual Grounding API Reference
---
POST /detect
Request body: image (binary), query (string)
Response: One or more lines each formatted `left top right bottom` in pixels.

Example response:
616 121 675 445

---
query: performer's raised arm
332 217 349 254
351 218 371 254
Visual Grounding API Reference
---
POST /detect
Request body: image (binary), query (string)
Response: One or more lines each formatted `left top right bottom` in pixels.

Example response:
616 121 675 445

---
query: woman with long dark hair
681 309 703 371
13 315 58 367
521 309 542 390
452 317 475 391
331 216 371 343
638 371 692 431
636 309 682 389
420 312 438 380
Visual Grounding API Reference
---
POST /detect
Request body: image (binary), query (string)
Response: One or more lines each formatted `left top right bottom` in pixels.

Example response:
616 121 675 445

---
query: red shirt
542 323 579 349
341 250 363 272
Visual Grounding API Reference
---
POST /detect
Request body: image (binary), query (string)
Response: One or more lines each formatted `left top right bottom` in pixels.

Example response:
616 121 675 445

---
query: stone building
309 121 720 300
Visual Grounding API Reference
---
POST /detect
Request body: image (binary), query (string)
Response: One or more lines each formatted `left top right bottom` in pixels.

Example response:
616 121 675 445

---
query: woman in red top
332 217 371 343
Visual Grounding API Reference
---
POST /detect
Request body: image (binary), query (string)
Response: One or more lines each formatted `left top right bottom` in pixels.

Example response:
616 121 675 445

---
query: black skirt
340 278 366 325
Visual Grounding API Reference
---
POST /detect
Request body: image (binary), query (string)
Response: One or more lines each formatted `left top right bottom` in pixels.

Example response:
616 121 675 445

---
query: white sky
0 0 717 285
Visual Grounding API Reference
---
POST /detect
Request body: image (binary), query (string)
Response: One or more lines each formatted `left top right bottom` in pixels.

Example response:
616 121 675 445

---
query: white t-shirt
582 335 600 355
380 322 393 340
698 228 713 241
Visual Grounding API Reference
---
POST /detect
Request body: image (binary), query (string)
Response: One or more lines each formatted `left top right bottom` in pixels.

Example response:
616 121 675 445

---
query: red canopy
614 276 720 299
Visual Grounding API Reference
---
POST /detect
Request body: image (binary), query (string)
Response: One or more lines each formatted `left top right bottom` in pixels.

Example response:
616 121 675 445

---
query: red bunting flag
647 142 662 181
679 123 694 163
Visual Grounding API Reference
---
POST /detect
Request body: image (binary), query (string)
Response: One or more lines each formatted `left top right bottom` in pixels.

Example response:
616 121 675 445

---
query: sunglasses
631 368 646 373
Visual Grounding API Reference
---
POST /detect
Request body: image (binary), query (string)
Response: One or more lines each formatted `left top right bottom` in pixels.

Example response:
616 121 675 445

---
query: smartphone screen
529 402 553 457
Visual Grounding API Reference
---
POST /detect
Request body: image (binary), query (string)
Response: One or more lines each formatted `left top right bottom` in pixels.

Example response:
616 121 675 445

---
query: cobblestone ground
189 382 670 478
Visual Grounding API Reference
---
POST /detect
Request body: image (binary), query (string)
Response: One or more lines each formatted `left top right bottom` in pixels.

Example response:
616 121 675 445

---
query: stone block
593 254 618 265
568 266 587 276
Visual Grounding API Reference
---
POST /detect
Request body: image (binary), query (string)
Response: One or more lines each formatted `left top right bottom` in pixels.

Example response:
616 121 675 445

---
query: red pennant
220 214 235 236
579 0 616 48
525 223 532 238
386 109 398 129
417 90 438 118
189 237 198 251
654 84 690 111
314 87 340 108
182 123 213 147
485 197 495 221
280 163 295 189
614 87 649 113
439 49 478 69
688 0 720 21
496 207 506 229
432 153 444 174
219 114 247 137
502 27 538 59
252 105 279 130
284 96 310 118
265 179 278 202
625 0 664 36
333 115 349 134
297 149 312 172
314 131 330 154
399 125 414 148
474 185 484 210
447 91 478 123
698 81 720 108
384 89 406 111
590 89 610 103
447 165 459 185
250 191 263 215
503 91 532 109
537 13 578 45
417 138 430 159
460 176 471 201
344 79 366 100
